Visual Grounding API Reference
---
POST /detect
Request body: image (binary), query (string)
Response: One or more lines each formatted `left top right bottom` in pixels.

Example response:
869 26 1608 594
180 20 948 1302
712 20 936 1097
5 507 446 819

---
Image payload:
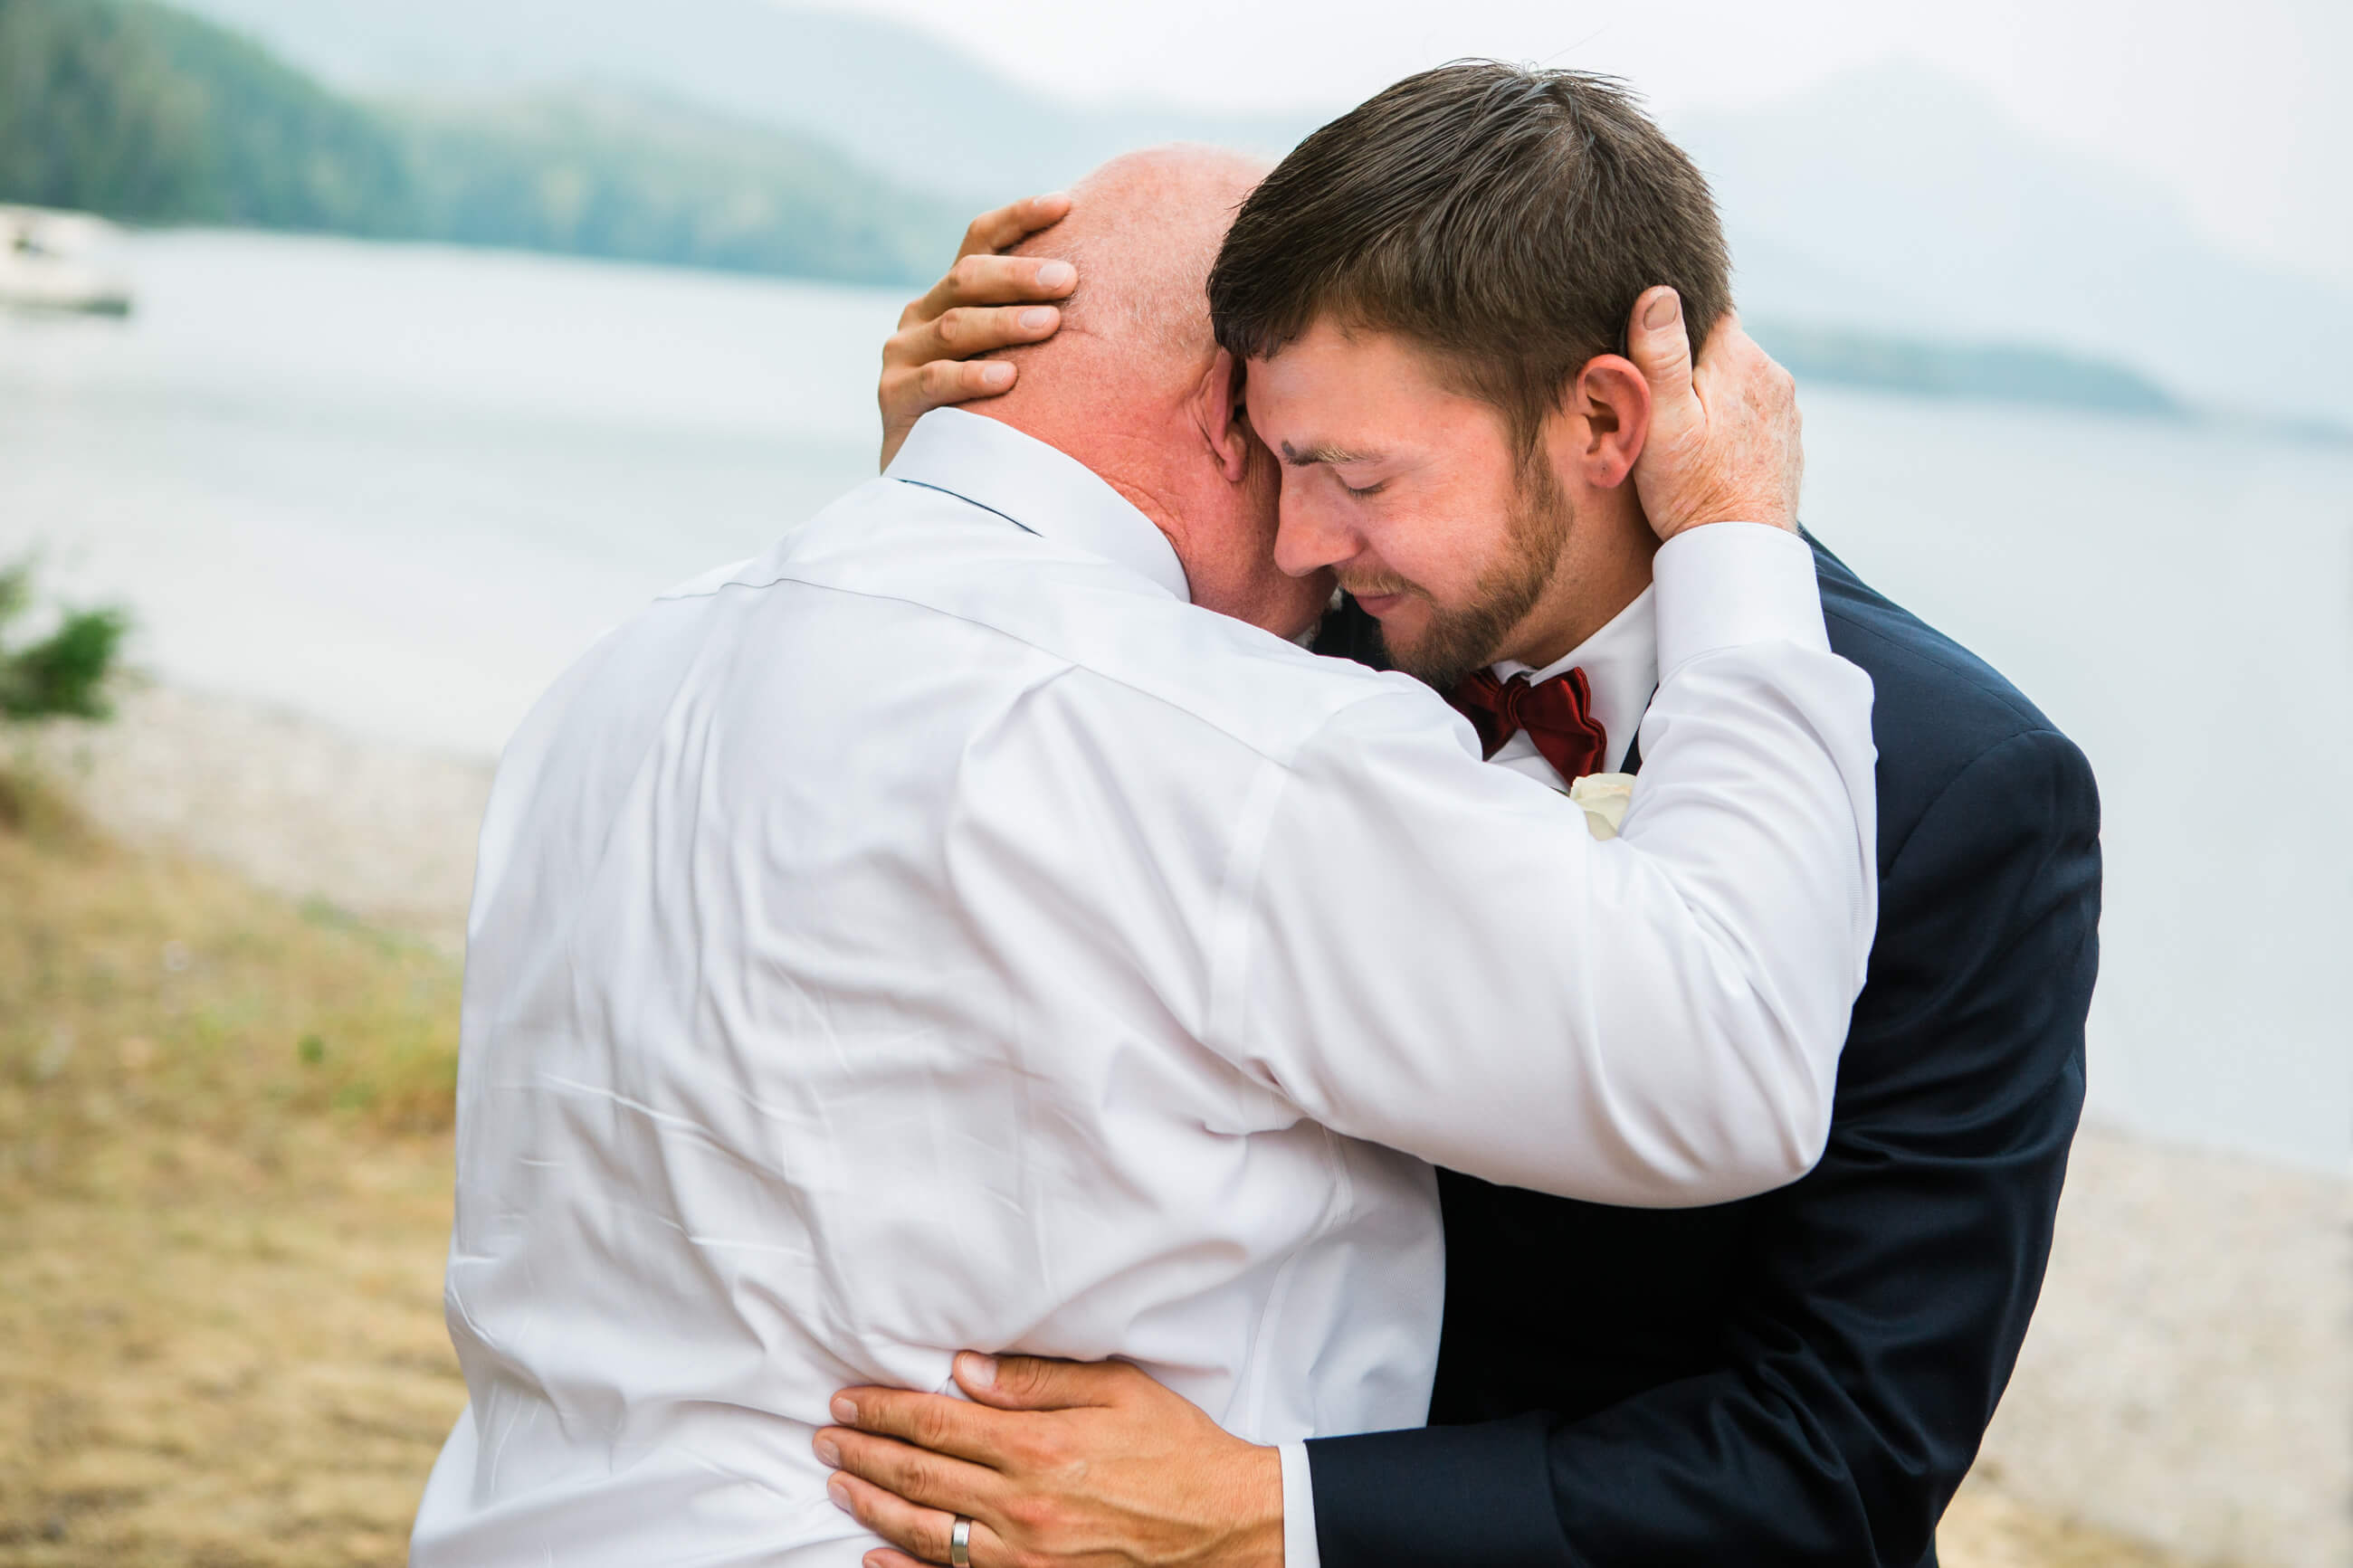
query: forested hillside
0 0 964 282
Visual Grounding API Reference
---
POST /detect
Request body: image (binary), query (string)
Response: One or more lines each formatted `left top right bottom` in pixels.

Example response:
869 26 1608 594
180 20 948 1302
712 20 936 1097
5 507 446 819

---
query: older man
408 141 1872 1566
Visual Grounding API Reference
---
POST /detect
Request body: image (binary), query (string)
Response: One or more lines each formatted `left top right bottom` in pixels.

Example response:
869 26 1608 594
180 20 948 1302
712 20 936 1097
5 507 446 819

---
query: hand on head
878 194 1077 469
1623 287 1804 538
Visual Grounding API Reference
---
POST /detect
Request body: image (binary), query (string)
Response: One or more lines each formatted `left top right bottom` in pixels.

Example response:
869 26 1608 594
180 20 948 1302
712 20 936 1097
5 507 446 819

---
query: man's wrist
1652 521 1829 672
1654 507 1796 541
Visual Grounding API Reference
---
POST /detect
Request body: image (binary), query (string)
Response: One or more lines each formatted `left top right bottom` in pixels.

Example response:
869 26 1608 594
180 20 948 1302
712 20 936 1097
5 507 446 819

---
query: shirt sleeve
1210 523 1879 1207
1278 1440 1320 1568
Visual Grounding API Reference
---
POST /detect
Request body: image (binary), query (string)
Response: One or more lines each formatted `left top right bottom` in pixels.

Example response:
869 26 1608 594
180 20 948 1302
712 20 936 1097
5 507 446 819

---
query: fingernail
959 1352 999 1388
831 1396 858 1424
1040 191 1070 205
980 362 1014 387
1036 261 1075 288
1019 307 1056 331
828 1474 853 1512
1643 290 1681 330
815 1436 842 1468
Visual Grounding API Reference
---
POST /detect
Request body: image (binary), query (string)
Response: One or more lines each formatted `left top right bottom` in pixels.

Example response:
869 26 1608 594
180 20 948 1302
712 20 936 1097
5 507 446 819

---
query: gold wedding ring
949 1516 973 1567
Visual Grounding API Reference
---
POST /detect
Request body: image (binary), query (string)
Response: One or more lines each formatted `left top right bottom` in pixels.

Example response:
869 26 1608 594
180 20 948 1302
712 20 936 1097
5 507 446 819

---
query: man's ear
1565 354 1653 490
1191 348 1253 483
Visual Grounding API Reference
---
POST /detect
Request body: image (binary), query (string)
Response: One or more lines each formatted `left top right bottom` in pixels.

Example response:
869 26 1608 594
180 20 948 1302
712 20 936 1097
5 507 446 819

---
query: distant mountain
38 0 2347 429
0 0 964 282
159 0 1321 202
1675 62 2353 429
393 87 964 282
1750 321 2185 418
159 0 2348 428
0 0 413 233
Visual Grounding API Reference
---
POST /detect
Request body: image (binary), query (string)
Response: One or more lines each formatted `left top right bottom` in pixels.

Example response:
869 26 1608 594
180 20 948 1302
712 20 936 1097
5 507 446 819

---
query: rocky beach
5 683 2343 1566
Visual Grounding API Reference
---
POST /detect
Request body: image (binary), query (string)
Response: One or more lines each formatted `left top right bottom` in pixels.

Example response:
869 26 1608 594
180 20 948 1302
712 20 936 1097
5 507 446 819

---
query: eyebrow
1278 440 1383 468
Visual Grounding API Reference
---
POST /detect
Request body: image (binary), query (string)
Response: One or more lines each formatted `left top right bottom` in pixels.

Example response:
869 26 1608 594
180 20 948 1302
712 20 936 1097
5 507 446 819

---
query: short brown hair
1209 62 1731 451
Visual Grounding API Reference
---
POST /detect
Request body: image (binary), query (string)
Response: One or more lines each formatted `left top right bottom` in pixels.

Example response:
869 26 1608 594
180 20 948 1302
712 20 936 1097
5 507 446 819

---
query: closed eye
1341 479 1386 499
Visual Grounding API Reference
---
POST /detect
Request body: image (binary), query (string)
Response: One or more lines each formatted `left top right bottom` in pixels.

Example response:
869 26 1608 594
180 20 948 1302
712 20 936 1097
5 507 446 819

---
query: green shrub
0 557 129 723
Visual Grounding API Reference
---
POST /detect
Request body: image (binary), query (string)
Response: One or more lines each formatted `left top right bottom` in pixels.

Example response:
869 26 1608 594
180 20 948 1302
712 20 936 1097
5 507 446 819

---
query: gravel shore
1979 1133 2350 1568
20 684 2348 1566
17 685 491 946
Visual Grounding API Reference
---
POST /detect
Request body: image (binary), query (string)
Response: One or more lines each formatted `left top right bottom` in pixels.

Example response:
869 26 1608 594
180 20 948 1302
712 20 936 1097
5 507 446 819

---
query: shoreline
16 683 2348 1566
15 683 492 948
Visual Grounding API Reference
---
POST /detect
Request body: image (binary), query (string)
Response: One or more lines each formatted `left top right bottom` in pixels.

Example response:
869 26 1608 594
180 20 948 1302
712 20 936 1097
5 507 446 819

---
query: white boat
0 205 134 316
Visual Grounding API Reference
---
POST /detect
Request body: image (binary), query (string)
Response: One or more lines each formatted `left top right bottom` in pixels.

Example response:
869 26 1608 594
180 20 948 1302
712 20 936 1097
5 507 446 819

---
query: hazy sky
814 0 2352 290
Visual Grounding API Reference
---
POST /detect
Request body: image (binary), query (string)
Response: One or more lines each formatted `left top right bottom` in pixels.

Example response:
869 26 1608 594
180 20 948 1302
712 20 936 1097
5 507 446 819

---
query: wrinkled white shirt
411 409 1877 1567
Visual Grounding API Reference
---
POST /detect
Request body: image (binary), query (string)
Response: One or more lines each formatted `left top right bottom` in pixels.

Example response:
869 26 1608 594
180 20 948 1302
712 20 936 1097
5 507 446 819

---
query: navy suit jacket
1305 534 2102 1567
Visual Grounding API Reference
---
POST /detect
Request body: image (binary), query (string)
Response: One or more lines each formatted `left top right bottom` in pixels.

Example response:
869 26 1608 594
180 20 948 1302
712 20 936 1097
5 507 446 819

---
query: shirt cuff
1652 521 1829 674
1278 1440 1321 1568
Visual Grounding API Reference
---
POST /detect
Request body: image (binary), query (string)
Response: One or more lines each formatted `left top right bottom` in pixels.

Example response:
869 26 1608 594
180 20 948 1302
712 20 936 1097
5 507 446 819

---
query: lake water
4 230 2347 1174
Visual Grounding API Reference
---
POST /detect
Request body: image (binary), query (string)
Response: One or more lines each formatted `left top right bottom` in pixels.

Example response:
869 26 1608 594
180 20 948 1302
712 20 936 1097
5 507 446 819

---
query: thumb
1626 287 1698 430
953 1352 1119 1411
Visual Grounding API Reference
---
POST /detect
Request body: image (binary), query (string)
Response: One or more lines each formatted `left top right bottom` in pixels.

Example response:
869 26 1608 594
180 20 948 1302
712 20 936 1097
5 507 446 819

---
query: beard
1348 457 1575 690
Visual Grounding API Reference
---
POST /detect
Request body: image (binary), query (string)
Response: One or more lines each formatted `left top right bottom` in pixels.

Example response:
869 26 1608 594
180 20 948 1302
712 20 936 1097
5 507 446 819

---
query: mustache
1336 572 1425 603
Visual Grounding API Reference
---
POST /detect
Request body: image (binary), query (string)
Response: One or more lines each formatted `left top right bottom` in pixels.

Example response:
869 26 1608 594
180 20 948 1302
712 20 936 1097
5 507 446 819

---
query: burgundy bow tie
1447 667 1609 782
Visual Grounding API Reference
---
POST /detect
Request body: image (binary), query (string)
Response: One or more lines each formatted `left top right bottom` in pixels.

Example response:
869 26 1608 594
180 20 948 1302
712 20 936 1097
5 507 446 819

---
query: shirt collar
886 408 1192 603
1492 584 1659 773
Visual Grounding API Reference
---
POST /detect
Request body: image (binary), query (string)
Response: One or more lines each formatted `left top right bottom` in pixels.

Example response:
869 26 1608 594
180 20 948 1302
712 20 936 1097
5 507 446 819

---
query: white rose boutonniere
1567 772 1636 841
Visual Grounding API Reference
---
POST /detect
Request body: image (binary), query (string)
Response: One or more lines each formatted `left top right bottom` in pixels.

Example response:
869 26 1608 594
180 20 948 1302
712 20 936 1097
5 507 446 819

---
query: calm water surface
4 230 2346 1173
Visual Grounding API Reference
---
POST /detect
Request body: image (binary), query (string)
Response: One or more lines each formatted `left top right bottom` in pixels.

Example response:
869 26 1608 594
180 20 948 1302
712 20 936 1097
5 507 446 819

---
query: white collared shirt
413 408 1877 1567
1491 585 1659 784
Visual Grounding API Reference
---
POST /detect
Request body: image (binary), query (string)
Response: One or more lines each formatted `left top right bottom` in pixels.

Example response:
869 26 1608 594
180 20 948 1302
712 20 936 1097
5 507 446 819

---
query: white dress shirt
411 408 1877 1566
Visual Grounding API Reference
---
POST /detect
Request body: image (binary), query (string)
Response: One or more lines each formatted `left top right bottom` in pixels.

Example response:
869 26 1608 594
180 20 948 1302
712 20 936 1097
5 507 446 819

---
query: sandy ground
16 684 2351 1566
1979 1136 2351 1568
15 684 492 948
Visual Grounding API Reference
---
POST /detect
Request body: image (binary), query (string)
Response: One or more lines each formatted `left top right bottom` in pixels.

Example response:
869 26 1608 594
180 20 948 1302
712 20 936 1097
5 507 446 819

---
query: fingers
916 359 1016 403
954 1351 1133 1411
878 358 1015 466
888 303 1062 374
1687 312 1760 400
956 192 1073 261
827 1468 1008 1568
821 1424 1005 1517
1690 313 1801 460
900 254 1078 334
829 1385 1024 1467
1625 286 1696 407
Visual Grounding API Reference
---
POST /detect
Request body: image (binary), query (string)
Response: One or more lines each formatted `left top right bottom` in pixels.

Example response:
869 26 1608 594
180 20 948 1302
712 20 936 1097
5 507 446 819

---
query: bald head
993 145 1271 404
966 144 1329 640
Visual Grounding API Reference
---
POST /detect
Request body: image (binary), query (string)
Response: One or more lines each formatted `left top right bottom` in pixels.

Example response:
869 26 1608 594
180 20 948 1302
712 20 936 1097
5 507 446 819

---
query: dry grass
0 769 2205 1567
0 774 464 1564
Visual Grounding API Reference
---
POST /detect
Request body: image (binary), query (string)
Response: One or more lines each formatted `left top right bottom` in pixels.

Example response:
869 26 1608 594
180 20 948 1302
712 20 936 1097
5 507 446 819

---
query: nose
1272 480 1358 580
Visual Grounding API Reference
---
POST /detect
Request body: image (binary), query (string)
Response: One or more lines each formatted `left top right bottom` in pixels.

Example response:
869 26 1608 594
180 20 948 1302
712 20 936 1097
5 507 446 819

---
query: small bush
0 557 131 723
